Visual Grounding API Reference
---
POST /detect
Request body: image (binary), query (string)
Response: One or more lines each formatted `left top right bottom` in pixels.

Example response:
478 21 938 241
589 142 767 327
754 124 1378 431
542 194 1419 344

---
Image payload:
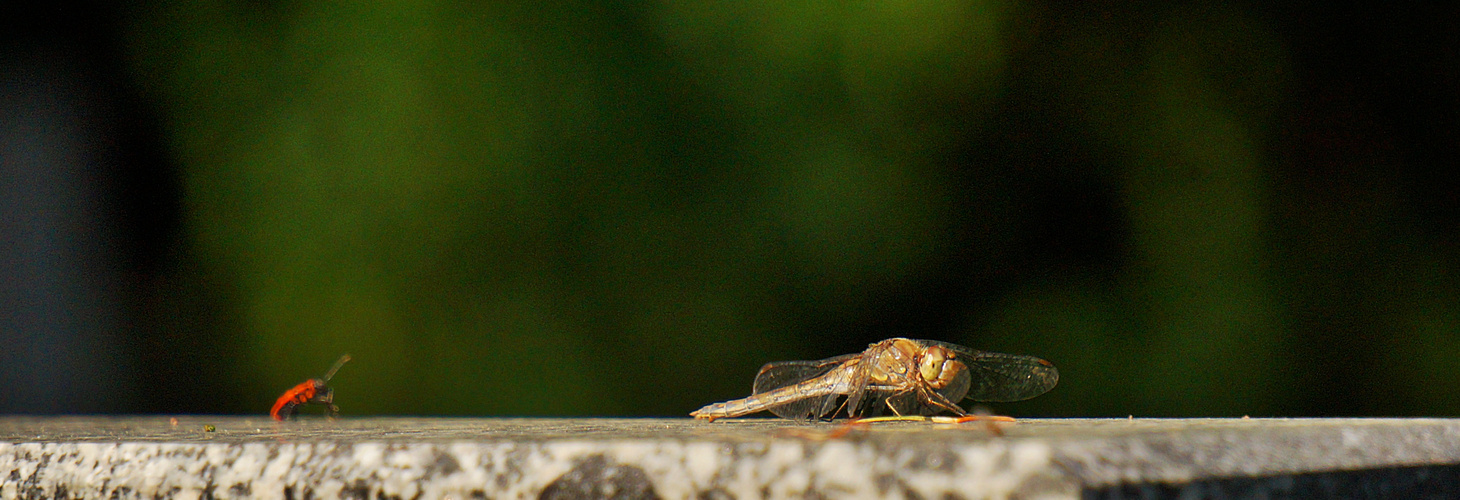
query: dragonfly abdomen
691 373 846 421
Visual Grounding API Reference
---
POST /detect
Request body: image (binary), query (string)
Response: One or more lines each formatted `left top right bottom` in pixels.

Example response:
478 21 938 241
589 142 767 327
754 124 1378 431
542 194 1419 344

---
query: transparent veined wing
751 353 860 420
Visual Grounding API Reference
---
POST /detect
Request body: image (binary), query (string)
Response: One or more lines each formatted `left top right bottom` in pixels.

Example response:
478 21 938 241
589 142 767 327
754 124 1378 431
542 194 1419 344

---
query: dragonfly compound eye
919 348 948 383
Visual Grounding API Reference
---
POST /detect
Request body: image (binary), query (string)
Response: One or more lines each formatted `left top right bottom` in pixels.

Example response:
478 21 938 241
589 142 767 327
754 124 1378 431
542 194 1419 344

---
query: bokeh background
2 1 1457 418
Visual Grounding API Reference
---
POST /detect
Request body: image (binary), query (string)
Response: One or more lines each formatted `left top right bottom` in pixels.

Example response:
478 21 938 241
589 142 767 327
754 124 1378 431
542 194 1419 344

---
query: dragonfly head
918 345 963 389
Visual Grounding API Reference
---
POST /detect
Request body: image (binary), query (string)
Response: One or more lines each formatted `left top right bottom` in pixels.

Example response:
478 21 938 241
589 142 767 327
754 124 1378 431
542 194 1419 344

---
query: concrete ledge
3 417 1460 499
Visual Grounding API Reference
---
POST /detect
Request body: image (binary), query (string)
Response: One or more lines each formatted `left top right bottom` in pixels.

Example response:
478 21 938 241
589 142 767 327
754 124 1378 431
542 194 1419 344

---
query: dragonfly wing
753 354 859 420
841 363 882 418
759 387 843 420
919 340 1059 402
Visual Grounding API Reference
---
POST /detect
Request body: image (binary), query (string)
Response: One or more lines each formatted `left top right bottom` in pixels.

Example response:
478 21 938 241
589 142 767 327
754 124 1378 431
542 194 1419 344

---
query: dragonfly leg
880 387 921 417
827 397 851 421
885 398 904 417
920 386 968 416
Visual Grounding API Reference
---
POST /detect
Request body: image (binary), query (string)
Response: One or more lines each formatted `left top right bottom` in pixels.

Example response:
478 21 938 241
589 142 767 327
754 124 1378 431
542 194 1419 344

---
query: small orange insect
271 354 351 421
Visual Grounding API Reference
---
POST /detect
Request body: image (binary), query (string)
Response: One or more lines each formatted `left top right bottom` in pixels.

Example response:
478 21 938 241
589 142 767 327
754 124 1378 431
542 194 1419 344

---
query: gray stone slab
3 416 1460 499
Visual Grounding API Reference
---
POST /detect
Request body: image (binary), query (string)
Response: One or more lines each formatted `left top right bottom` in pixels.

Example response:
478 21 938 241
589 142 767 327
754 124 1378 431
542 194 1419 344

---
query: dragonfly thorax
865 338 923 384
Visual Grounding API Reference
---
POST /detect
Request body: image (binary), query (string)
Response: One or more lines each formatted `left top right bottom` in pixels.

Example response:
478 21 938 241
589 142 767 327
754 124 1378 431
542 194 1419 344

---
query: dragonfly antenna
322 354 352 382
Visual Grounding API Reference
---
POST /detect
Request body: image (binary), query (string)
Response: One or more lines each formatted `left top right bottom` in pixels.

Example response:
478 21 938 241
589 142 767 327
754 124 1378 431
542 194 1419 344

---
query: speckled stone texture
4 417 1460 499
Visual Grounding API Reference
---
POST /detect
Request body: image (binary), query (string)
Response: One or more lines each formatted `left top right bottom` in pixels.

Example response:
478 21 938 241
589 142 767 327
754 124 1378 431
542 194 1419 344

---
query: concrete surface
3 417 1460 499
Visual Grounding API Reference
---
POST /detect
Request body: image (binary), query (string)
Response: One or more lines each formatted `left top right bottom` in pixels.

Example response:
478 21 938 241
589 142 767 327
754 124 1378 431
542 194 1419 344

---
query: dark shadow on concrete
1085 464 1460 500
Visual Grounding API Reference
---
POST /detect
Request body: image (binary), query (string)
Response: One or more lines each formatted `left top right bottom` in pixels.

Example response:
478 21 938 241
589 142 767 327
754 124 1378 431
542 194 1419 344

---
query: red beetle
271 354 351 421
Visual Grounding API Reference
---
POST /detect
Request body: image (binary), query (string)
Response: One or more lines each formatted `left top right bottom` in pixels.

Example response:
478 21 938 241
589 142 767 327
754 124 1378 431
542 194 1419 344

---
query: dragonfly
691 338 1058 421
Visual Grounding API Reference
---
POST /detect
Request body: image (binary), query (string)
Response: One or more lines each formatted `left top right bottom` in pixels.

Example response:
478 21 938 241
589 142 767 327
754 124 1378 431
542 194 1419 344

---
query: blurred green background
3 1 1458 417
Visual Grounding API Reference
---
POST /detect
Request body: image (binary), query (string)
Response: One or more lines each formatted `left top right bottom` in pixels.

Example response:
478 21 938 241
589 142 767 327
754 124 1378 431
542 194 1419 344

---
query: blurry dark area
1 1 238 413
0 0 1457 418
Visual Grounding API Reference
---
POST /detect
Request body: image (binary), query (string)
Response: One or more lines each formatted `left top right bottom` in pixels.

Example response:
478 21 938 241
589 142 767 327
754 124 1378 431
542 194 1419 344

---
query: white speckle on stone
683 442 722 487
380 444 437 499
353 442 385 468
216 444 263 493
448 442 480 470
764 441 812 498
1342 428 1364 448
292 443 313 464
316 478 345 499
262 445 295 482
809 441 864 491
